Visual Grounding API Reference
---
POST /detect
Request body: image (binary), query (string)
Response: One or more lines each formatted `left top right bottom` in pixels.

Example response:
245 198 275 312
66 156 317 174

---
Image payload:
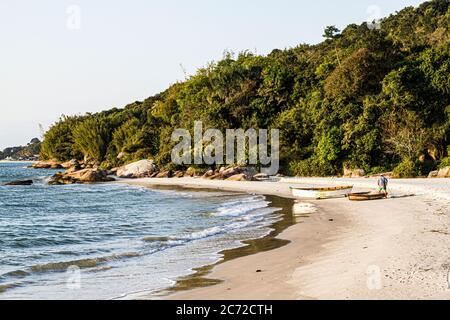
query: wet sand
120 177 450 300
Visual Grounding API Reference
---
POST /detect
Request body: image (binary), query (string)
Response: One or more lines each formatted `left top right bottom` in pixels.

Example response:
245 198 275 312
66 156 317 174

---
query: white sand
119 177 450 300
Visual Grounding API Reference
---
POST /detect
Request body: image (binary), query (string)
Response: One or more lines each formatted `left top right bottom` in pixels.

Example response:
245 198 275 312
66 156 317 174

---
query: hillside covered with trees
40 0 450 177
0 138 41 161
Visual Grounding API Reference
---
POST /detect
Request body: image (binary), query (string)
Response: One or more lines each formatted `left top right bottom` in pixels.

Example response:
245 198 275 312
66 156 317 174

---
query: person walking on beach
378 174 388 197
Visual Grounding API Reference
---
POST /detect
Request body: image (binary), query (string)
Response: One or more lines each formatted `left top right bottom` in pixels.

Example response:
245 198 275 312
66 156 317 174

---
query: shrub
288 157 337 177
439 157 450 168
368 166 390 175
392 158 418 178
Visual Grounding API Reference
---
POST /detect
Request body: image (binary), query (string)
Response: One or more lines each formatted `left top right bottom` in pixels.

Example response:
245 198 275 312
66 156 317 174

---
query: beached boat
347 192 386 201
290 186 353 200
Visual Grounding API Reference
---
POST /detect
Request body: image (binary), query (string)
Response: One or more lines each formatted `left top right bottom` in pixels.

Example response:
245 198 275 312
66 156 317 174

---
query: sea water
0 162 283 299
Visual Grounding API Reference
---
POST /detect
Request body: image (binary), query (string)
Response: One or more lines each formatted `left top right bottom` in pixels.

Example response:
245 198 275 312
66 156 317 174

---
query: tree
112 119 145 154
72 117 112 163
37 0 450 177
323 26 341 39
40 115 83 161
382 110 430 161
324 48 390 101
316 126 342 170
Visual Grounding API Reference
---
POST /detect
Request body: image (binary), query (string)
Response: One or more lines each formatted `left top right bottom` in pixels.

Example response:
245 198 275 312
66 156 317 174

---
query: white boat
290 186 353 200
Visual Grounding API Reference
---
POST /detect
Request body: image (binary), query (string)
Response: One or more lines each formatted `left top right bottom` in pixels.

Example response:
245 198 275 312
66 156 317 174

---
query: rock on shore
49 169 115 185
437 166 450 178
32 160 63 169
116 160 158 178
203 166 257 181
4 180 33 186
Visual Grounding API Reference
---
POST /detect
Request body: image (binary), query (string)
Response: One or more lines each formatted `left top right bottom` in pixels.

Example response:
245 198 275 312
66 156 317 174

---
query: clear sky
0 0 426 149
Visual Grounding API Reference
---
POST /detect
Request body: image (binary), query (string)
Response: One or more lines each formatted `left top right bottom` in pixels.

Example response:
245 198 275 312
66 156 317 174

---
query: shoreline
120 177 450 300
152 194 296 298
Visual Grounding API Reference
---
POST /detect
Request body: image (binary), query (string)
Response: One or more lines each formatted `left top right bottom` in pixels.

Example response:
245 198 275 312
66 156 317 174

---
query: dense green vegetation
41 0 450 177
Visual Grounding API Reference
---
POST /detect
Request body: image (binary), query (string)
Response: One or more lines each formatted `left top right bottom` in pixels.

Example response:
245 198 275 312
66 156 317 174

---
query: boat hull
348 192 386 201
290 187 353 200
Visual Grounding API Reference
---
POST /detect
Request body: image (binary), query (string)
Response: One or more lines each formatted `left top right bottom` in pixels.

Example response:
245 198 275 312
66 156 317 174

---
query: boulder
62 159 82 173
70 169 114 183
48 172 77 185
32 160 63 169
428 170 439 178
150 171 160 178
343 168 365 178
173 171 184 178
66 166 80 174
156 170 173 178
116 160 158 178
48 169 115 185
226 174 248 181
185 167 197 177
202 170 214 179
4 180 33 186
253 173 270 181
206 173 223 180
220 167 242 179
61 159 79 169
201 166 258 180
437 166 450 178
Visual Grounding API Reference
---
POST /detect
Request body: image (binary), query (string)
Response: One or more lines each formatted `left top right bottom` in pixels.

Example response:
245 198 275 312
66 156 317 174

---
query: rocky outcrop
32 160 63 169
437 166 450 178
116 160 158 178
226 174 249 181
149 171 160 178
49 169 115 185
343 168 365 178
202 166 258 181
428 170 439 178
4 180 33 186
252 173 270 181
111 163 267 181
173 171 184 178
220 167 243 179
155 170 173 178
427 167 450 178
202 170 215 179
61 159 83 173
61 159 79 169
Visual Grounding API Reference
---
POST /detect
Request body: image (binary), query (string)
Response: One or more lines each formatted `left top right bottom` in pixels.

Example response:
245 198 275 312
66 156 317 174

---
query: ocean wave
140 196 277 246
171 226 224 241
0 282 22 294
140 196 282 247
29 252 140 273
212 195 270 217
0 269 30 280
171 210 279 242
142 236 171 242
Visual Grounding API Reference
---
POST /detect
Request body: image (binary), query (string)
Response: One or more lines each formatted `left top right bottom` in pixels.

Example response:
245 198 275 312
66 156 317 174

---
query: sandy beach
119 177 450 300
